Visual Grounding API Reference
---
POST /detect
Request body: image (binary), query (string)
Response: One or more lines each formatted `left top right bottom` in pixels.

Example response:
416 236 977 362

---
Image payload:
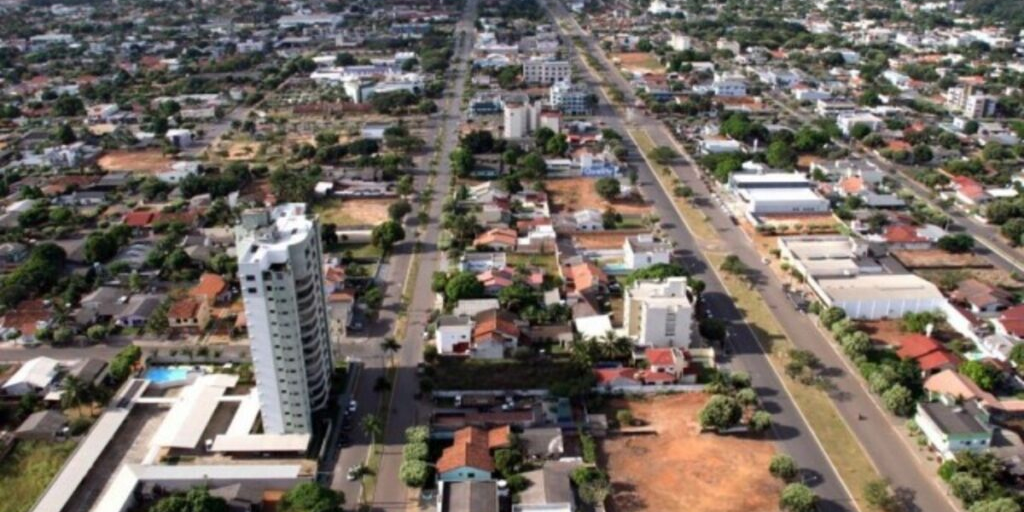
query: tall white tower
236 203 334 435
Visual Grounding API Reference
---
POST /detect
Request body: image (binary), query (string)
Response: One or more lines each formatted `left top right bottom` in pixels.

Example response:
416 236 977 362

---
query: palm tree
597 330 633 361
361 413 383 444
380 337 401 367
61 375 87 416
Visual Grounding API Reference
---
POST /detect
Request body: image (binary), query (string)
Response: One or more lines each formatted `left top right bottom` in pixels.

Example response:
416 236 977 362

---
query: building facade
523 59 571 84
624 277 694 348
236 204 334 435
549 80 592 115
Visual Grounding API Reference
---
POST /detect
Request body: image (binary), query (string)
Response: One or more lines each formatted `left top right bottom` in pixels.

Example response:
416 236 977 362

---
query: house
122 210 158 230
896 334 960 374
562 260 608 296
477 268 517 296
14 410 67 441
454 299 501 318
623 234 672 270
473 228 517 251
951 175 988 206
573 209 603 231
67 358 107 386
643 347 694 383
2 357 60 396
437 426 511 482
167 298 210 334
471 310 520 359
812 274 946 320
514 461 581 512
994 305 1024 340
459 252 508 273
517 427 565 460
437 316 474 355
439 481 499 512
915 400 992 460
116 295 162 327
951 279 1012 314
882 224 932 251
624 277 694 348
925 369 1000 409
189 273 230 306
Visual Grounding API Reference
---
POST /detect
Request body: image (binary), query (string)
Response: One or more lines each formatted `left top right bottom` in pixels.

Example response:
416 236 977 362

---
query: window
246 287 257 294
245 275 255 282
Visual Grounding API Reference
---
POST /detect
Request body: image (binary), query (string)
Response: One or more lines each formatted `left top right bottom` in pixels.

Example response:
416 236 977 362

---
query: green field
0 440 76 512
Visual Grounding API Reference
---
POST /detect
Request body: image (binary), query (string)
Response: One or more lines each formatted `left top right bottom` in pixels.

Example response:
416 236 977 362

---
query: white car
348 400 357 413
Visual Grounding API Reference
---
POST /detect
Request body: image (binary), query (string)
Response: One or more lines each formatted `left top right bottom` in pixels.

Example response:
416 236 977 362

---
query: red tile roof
884 224 927 244
167 298 201 320
190 273 227 302
897 334 959 371
473 228 517 248
646 348 676 367
436 427 498 474
951 175 986 201
999 305 1024 338
594 367 639 385
472 309 520 341
123 210 157 227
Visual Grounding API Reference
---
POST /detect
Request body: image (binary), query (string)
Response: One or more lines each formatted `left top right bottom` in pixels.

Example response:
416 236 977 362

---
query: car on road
348 400 357 413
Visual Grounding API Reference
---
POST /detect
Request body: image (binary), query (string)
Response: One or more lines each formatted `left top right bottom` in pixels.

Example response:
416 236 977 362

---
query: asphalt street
550 2 960 511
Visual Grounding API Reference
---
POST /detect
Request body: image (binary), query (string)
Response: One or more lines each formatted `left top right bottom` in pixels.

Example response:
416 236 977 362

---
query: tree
55 123 77 145
840 330 872 358
616 409 634 426
719 254 746 275
493 448 522 476
361 414 383 443
399 459 431 487
281 482 343 512
960 360 999 391
86 324 109 342
749 410 772 433
949 473 986 506
901 311 942 334
937 234 975 254
850 123 873 140
602 207 621 230
769 454 799 482
444 272 485 303
648 146 677 164
736 387 759 406
970 498 1021 512
380 337 401 366
519 152 547 179
61 375 88 415
819 306 846 328
451 147 475 177
594 177 621 201
571 467 611 506
53 95 85 116
84 231 122 264
779 483 817 512
405 425 430 443
882 384 916 416
371 220 405 254
402 442 429 461
1009 344 1024 368
388 199 412 222
766 141 796 168
699 318 727 343
151 487 229 512
964 120 979 135
698 395 742 431
544 134 568 156
864 479 901 512
269 168 317 203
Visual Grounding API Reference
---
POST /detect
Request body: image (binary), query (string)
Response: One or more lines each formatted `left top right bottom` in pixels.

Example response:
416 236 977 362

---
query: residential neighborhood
5 0 1024 512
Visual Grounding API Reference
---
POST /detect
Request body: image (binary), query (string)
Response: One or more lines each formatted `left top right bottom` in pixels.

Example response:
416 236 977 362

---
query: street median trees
779 483 817 512
399 459 432 488
769 454 799 482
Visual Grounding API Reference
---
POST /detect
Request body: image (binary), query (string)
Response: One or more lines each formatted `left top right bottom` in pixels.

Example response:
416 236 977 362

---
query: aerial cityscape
3 0 1024 511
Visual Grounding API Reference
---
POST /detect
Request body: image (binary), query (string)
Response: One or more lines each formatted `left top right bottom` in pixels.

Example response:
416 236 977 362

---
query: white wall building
623 234 672 270
504 101 541 139
625 277 694 348
436 316 473 354
812 274 946 320
669 33 692 51
523 59 571 85
236 204 334 435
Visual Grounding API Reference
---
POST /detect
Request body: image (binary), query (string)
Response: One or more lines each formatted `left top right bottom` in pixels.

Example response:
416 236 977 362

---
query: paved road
371 3 480 510
0 343 126 363
765 93 1024 274
552 3 961 512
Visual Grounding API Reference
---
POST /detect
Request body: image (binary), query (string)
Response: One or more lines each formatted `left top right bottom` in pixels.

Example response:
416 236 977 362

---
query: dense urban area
6 0 1024 511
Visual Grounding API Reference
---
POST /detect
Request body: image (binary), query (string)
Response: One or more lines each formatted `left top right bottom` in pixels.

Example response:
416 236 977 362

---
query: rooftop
816 274 944 302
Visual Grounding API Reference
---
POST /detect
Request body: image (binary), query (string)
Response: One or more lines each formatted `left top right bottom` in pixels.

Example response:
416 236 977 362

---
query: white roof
574 314 615 340
2 356 59 392
817 274 944 302
150 374 237 450
211 434 310 452
742 188 826 202
730 173 811 186
225 389 261 436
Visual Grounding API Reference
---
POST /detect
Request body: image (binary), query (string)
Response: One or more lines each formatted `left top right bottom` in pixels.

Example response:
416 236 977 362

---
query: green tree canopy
779 483 817 512
151 487 228 512
698 395 742 431
281 482 343 512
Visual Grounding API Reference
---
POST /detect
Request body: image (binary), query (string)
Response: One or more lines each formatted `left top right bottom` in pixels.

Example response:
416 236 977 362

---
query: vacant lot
97 149 173 174
604 394 781 512
0 440 76 512
891 249 991 269
315 198 395 227
546 178 651 216
612 52 663 72
433 358 585 390
573 231 644 250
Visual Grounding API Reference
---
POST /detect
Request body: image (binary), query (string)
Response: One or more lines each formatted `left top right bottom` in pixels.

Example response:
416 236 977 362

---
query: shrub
402 442 429 461
769 454 799 482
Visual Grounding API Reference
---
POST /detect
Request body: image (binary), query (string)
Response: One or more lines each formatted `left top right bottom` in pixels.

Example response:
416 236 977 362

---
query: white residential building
669 33 692 51
837 112 883 137
435 316 473 354
625 277 694 348
549 80 591 115
623 234 672 270
523 59 571 85
236 204 334 435
504 101 541 139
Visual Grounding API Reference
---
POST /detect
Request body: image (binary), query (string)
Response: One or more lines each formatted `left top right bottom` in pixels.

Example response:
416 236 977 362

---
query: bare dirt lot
97 149 173 173
572 230 646 250
315 198 394 227
612 52 663 72
604 394 781 512
546 178 652 216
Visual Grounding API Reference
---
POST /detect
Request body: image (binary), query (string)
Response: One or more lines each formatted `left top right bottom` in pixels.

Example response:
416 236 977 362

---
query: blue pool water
143 366 191 384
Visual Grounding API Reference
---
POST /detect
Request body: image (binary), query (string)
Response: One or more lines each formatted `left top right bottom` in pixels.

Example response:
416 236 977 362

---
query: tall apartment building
624 277 694 348
523 59 571 84
549 79 592 115
236 204 334 435
946 85 997 119
503 100 541 139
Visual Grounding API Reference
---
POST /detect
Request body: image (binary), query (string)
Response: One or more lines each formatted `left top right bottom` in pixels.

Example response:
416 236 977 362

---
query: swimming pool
143 366 192 384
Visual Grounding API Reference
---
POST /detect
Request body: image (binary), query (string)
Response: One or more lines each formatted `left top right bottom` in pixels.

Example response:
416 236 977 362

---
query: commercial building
812 274 946 320
624 277 694 348
777 236 873 279
623 234 672 270
236 204 334 435
549 80 592 115
523 59 571 84
736 188 830 215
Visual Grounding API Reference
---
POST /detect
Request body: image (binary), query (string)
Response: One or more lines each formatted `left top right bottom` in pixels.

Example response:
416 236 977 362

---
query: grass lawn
707 252 881 512
506 253 559 275
0 440 76 512
433 358 585 390
333 243 383 261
